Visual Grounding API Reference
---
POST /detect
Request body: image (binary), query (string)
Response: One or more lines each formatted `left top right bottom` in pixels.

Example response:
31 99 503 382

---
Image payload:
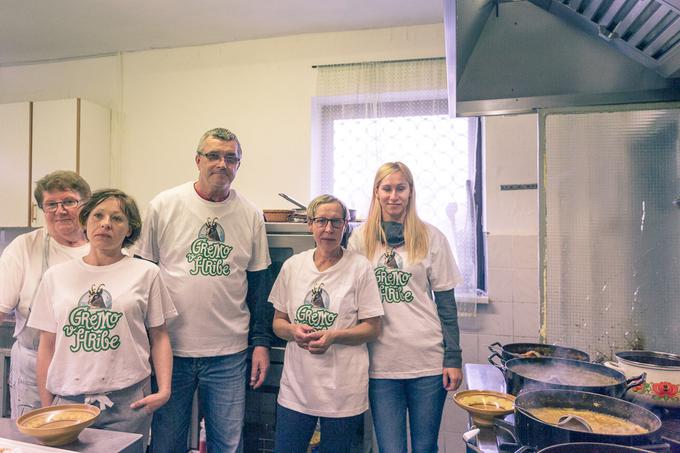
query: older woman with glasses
270 194 383 453
348 162 464 453
0 170 91 419
29 189 177 446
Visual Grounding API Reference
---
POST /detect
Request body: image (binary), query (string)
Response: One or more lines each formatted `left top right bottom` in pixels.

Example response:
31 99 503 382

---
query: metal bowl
16 404 100 446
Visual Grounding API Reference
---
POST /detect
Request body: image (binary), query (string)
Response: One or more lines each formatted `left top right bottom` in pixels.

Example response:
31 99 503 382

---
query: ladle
278 193 307 209
557 414 593 432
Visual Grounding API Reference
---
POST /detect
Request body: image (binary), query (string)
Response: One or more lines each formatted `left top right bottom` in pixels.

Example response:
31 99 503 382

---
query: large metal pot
604 350 680 409
538 442 658 452
489 356 645 398
514 389 662 450
489 342 590 363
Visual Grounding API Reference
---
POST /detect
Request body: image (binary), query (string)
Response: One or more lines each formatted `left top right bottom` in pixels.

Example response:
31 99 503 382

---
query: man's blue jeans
150 351 247 453
369 375 447 453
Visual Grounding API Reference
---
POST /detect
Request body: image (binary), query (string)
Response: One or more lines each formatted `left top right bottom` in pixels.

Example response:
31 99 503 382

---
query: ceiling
0 0 444 67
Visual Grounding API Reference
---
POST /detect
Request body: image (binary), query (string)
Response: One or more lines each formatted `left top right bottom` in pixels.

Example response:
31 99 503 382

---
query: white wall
472 114 540 361
0 24 446 210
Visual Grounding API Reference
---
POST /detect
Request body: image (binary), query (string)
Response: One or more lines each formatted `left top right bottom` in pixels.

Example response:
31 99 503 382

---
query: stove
463 364 680 453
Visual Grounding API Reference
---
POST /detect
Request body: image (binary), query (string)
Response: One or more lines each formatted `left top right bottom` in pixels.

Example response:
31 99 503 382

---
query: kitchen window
311 59 483 292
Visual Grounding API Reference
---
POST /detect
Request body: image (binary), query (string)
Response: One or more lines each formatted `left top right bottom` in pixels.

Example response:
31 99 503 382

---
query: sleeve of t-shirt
247 214 271 272
268 260 289 315
355 258 384 320
26 273 57 333
0 236 26 313
145 271 178 328
134 201 161 263
427 227 463 292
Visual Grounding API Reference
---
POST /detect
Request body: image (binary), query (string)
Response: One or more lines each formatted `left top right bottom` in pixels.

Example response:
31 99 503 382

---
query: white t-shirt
28 256 177 396
0 229 89 347
269 248 383 417
134 182 271 357
348 223 462 379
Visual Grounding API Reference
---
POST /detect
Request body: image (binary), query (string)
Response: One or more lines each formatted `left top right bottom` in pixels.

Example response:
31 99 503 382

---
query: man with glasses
0 170 91 418
136 128 273 453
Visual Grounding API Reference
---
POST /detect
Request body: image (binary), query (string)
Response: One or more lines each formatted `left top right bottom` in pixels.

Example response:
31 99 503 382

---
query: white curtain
311 59 480 291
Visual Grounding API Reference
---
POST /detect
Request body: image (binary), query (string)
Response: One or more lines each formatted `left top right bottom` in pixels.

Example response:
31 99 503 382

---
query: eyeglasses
197 151 241 165
43 198 80 212
311 217 345 229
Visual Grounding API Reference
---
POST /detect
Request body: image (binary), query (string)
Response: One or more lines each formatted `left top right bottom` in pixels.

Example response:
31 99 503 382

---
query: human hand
250 346 270 389
293 324 317 350
443 367 463 391
307 330 336 354
130 390 170 414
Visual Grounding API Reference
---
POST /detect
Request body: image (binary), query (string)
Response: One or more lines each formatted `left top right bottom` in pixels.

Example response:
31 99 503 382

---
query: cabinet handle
31 204 37 223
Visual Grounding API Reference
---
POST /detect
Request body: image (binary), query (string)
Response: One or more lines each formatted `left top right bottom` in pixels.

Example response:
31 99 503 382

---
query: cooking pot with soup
488 342 590 363
514 389 662 449
489 356 645 397
604 350 680 409
537 442 660 453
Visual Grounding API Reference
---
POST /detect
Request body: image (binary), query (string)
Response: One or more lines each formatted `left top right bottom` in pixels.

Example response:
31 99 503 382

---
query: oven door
244 232 315 452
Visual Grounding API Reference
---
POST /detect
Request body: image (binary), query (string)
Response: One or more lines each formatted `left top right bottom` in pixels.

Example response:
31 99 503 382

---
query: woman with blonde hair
348 162 463 452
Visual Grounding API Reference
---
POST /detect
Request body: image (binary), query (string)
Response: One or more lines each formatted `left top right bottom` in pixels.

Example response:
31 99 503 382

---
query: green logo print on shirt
63 284 123 352
375 249 414 303
295 283 338 330
186 217 233 276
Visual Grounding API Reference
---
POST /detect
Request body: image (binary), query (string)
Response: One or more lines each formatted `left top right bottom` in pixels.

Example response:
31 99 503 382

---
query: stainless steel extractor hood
444 0 680 116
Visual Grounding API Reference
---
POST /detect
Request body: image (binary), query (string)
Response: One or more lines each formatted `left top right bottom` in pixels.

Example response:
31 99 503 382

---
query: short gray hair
34 170 91 209
306 194 349 221
196 128 242 157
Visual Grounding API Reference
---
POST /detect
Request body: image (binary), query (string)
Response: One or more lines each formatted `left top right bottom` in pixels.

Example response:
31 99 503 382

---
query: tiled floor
439 392 469 453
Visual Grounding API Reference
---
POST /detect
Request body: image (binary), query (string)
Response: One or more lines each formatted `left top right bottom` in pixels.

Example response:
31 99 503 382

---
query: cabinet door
31 99 78 227
79 99 111 191
0 102 31 227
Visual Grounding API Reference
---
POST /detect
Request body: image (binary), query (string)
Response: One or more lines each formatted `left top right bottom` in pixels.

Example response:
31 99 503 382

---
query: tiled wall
439 114 539 452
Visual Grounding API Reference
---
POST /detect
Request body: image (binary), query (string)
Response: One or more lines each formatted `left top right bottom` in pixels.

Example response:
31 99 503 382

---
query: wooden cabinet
0 102 31 227
31 99 110 227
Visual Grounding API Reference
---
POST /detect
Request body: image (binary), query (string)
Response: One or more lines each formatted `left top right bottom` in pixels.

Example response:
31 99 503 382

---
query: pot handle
488 341 503 356
462 428 482 453
487 351 506 373
493 417 518 442
624 372 647 395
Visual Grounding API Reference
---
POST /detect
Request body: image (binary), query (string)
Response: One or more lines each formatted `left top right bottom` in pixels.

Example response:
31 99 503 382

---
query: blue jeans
274 404 363 453
369 375 446 453
150 351 247 453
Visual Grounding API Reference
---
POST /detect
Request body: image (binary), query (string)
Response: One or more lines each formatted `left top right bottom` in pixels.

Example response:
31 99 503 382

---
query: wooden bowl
263 209 293 222
452 390 515 427
16 404 100 446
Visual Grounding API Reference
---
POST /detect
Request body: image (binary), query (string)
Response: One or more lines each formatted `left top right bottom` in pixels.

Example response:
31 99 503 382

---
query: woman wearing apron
0 170 91 418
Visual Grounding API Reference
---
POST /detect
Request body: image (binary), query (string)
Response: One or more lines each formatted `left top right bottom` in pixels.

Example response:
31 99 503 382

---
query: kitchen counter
0 418 143 452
